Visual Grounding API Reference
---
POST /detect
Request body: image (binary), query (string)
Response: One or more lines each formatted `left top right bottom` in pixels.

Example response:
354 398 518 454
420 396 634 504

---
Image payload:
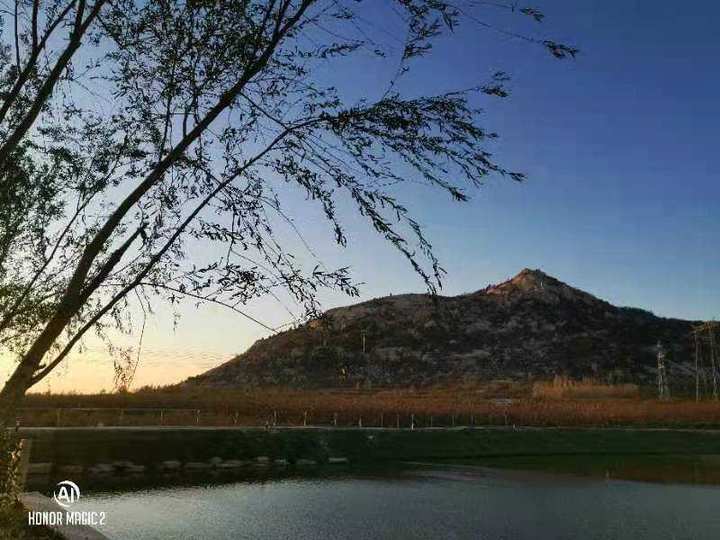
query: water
66 463 720 540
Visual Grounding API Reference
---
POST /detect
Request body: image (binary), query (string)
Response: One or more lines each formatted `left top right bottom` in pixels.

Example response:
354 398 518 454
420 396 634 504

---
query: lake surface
67 462 720 540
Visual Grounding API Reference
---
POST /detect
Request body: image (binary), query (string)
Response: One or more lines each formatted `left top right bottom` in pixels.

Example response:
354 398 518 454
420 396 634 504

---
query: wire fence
15 406 514 429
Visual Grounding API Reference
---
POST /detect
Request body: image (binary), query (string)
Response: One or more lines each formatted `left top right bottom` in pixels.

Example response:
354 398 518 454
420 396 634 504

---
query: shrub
0 429 21 509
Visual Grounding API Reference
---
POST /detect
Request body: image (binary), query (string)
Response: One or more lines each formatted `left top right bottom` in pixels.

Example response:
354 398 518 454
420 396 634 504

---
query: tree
0 0 576 420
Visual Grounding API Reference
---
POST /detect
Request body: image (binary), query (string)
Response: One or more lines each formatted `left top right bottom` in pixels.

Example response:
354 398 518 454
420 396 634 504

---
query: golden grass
15 383 720 428
532 376 640 399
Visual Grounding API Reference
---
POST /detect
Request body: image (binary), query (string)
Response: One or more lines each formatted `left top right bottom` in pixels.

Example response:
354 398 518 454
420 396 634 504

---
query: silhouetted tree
0 0 576 419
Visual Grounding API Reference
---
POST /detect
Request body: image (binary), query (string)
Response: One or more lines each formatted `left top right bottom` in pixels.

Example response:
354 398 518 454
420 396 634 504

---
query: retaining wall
18 426 720 469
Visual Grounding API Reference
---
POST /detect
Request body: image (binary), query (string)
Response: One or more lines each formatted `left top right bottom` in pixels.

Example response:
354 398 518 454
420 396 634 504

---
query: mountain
186 269 698 388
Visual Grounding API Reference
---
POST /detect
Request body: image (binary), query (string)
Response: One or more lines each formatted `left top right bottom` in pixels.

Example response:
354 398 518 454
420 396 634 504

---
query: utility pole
656 341 670 401
694 331 701 402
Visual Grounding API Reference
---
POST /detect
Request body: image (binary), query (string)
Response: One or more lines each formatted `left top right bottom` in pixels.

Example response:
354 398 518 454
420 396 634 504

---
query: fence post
380 413 384 428
303 411 307 427
119 409 124 426
195 409 200 425
358 416 362 428
55 408 62 427
430 415 433 428
411 414 415 431
234 411 239 425
396 413 400 429
333 413 338 427
451 414 455 427
273 410 278 426
160 409 164 425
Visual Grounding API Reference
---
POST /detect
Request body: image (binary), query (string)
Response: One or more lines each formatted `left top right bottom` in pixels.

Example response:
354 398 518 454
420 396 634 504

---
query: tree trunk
0 376 27 429
0 351 39 429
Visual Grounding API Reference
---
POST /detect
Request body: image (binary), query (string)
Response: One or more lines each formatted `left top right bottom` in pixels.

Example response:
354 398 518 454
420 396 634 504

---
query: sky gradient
5 0 718 393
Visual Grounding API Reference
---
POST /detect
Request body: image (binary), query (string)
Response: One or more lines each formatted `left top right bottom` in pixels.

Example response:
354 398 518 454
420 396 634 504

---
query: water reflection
56 457 720 540
459 453 720 485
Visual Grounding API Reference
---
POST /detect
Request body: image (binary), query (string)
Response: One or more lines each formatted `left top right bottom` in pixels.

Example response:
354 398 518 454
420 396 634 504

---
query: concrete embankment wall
18 426 720 467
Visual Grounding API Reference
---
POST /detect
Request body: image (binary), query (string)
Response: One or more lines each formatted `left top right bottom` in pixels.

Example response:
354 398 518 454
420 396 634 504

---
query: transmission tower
656 340 670 401
693 322 719 401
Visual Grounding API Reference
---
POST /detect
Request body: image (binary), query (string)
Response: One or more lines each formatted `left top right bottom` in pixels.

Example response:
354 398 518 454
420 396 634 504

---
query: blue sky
17 1 720 392
297 0 720 321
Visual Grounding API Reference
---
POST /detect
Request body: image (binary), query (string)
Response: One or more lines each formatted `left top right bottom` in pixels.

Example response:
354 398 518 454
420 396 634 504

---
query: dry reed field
13 382 720 429
532 376 640 399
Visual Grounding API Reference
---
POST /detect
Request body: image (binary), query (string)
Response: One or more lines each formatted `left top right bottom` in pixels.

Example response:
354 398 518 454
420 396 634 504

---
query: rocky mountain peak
186 268 696 389
485 268 562 297
510 267 552 289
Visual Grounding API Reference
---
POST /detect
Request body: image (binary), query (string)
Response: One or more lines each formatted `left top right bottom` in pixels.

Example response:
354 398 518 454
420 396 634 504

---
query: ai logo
29 480 104 527
53 480 80 508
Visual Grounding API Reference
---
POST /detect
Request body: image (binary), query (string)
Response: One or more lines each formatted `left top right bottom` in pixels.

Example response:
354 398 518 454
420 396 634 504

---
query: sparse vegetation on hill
187 269 699 389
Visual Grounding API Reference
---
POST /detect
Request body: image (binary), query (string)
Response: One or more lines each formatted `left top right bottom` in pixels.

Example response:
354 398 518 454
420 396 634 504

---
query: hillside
186 269 698 388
